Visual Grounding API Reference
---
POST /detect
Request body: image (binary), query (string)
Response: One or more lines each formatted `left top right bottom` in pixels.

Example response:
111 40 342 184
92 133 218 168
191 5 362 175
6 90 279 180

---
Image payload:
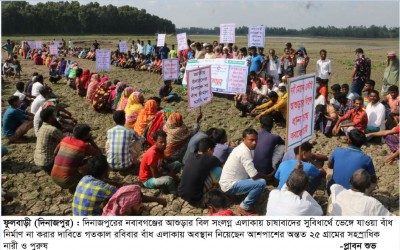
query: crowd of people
1 36 399 216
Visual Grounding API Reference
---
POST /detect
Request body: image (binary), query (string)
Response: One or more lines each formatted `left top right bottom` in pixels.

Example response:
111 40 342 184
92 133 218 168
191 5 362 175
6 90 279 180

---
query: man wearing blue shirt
145 40 153 56
2 95 34 142
249 46 266 76
275 141 326 195
327 129 376 194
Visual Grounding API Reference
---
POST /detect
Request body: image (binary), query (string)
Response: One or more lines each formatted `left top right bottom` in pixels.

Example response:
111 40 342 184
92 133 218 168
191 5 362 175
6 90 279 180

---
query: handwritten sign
183 59 248 95
28 41 42 50
286 74 316 151
220 23 236 43
248 25 265 48
187 66 212 110
157 34 166 47
95 49 111 70
162 59 180 81
177 33 189 51
119 41 128 53
49 45 58 55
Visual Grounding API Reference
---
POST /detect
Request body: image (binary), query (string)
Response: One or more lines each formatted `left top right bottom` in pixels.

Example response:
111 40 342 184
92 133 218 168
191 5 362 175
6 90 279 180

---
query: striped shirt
72 175 117 216
106 125 139 170
51 136 98 180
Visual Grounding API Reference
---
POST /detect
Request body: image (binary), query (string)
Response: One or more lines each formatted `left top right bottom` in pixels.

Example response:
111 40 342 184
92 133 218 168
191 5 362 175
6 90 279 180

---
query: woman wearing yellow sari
124 91 144 130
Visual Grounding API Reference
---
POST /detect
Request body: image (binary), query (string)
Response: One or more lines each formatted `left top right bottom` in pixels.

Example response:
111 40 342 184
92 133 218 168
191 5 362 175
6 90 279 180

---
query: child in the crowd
159 80 179 103
12 55 21 79
203 189 235 216
14 81 34 110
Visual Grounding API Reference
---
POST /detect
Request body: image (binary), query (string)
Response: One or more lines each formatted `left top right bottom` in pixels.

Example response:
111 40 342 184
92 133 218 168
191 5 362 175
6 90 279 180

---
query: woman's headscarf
117 87 135 111
124 91 144 127
134 99 158 136
92 81 112 112
90 76 108 101
112 83 127 111
86 73 99 100
163 112 191 157
102 185 142 216
80 69 91 88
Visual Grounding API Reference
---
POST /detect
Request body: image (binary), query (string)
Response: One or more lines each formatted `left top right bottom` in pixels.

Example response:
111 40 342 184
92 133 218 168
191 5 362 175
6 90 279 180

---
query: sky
27 0 399 29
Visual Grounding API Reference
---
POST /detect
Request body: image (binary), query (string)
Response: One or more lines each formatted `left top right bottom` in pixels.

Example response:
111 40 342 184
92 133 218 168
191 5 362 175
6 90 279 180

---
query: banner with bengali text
162 59 180 81
187 66 212 110
95 50 111 70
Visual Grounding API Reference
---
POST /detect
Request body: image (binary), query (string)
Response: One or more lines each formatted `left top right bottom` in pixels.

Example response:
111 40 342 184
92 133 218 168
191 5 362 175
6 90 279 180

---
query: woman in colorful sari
124 91 144 130
133 99 158 136
90 76 108 102
86 73 100 102
92 81 112 112
57 58 67 75
109 81 123 111
80 69 91 90
112 83 127 112
116 87 135 111
163 111 202 161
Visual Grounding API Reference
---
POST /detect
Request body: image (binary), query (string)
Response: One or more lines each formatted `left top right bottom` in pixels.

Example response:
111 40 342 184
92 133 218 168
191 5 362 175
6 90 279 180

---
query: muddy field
1 36 398 216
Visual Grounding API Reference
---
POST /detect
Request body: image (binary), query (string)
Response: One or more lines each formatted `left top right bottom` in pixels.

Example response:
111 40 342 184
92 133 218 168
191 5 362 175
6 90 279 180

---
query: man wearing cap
382 51 399 93
351 48 371 96
249 46 265 77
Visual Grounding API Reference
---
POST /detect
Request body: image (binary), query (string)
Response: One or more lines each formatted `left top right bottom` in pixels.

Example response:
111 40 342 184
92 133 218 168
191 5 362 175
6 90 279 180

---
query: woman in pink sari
90 76 108 102
116 87 135 111
86 73 100 102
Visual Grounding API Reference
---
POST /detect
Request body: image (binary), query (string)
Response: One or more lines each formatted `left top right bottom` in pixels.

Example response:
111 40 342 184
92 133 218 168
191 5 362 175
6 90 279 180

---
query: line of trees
177 25 399 38
1 1 176 35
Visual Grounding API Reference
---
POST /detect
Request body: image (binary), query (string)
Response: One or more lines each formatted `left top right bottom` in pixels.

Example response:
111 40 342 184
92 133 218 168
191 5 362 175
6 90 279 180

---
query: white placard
220 23 236 43
187 66 212 110
248 25 265 48
119 41 128 53
182 59 248 95
286 74 316 151
49 45 58 55
27 41 35 49
177 33 189 51
162 59 180 81
96 49 111 70
33 41 42 50
157 34 166 47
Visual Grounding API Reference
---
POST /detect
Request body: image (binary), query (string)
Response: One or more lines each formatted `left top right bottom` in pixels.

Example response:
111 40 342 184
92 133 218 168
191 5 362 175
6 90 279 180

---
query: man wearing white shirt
266 169 323 216
31 75 45 97
327 169 391 216
31 86 50 114
366 90 386 137
316 49 332 80
252 78 270 105
265 49 281 84
219 128 269 216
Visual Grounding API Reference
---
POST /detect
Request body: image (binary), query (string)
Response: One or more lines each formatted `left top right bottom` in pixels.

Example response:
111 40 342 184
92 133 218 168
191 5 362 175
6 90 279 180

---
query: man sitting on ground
266 169 323 216
51 124 101 191
106 111 141 172
139 130 178 195
275 141 326 195
251 91 287 127
178 138 222 206
34 108 64 175
2 95 34 143
72 155 121 216
333 96 368 135
365 90 385 137
327 169 391 216
327 129 377 195
219 128 269 215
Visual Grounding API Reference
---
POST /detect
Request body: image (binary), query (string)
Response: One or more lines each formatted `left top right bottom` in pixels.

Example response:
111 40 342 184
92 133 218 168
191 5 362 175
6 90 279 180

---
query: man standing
2 96 34 143
178 138 222 206
219 128 269 215
249 46 265 77
382 51 399 93
106 111 141 171
333 97 367 135
253 116 285 177
145 40 153 56
327 129 377 194
267 169 323 216
93 40 100 51
327 169 391 216
265 49 281 84
316 49 332 81
159 43 170 59
2 39 14 58
351 48 371 96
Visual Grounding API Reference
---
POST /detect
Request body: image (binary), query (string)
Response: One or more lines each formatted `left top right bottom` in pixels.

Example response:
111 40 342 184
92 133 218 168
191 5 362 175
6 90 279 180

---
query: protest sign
95 49 111 70
183 59 248 95
177 33 188 51
162 59 180 81
220 23 235 43
119 41 128 53
248 25 265 48
49 45 58 55
27 41 35 49
286 74 316 151
157 34 166 47
187 66 212 110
